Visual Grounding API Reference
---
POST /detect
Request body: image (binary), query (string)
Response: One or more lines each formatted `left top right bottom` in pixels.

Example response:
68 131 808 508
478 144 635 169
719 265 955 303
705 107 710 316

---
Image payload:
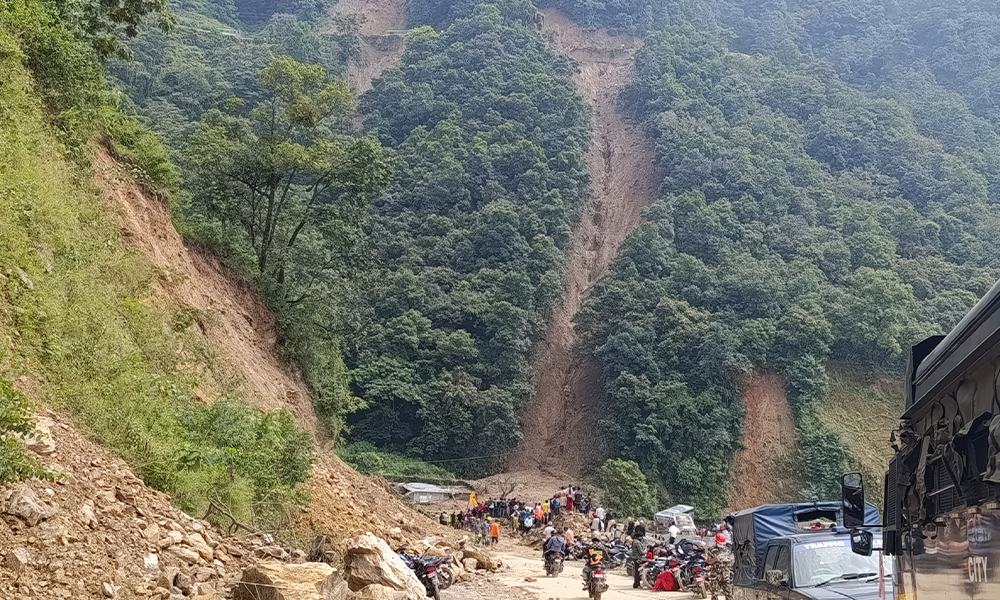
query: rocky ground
0 410 262 599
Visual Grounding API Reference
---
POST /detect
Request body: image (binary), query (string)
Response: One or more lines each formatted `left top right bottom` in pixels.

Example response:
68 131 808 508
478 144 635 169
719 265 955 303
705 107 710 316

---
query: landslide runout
327 0 407 95
510 9 658 475
729 373 798 510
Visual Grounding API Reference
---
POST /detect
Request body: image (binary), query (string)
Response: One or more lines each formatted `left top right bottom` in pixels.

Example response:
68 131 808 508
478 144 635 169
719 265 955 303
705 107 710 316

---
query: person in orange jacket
489 518 500 545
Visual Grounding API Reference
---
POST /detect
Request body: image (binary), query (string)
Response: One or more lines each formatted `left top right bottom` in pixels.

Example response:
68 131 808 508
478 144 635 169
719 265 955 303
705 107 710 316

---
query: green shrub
0 350 52 483
598 459 653 519
336 442 458 483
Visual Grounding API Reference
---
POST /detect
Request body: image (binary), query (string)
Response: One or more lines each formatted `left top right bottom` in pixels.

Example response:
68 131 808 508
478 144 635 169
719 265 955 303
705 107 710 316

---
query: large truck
844 279 1000 599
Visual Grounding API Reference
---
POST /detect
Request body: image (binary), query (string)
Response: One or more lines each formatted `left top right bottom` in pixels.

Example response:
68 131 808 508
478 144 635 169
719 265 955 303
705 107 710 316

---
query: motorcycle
585 566 609 600
397 545 453 599
544 551 565 577
602 541 629 569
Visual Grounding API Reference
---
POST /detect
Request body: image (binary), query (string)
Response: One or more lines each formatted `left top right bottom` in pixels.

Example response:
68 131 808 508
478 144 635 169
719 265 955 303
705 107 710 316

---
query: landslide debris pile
231 532 500 600
0 411 501 600
0 411 260 599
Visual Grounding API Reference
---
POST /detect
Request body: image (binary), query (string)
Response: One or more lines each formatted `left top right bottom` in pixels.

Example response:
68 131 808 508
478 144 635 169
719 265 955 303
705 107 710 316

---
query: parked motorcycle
397 544 453 599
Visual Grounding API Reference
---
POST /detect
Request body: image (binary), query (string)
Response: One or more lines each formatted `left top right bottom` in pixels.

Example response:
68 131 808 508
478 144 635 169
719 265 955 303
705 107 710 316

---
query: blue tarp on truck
728 501 880 586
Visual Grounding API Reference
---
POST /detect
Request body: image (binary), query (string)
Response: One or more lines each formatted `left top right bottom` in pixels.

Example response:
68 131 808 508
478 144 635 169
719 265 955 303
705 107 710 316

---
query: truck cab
745 533 889 600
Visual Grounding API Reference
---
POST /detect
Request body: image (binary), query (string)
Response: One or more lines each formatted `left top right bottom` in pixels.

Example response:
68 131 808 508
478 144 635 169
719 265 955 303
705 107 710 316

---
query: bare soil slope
729 373 798 511
95 151 320 435
511 9 657 476
327 0 407 96
96 151 442 547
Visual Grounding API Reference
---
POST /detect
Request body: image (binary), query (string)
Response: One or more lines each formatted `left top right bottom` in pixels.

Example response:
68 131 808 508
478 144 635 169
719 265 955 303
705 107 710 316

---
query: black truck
731 502 887 600
844 277 1000 599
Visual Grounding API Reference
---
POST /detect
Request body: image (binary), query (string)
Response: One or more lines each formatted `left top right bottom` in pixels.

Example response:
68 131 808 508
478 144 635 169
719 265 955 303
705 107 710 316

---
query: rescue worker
489 517 500 545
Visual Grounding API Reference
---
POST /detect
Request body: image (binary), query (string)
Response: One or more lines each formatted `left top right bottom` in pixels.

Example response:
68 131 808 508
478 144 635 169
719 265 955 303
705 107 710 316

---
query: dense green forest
346 0 588 470
576 0 1000 516
17 0 1000 520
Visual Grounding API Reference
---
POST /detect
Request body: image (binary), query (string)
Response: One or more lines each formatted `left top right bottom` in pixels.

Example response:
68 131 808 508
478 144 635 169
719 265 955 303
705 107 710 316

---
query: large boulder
344 533 424 600
232 562 344 600
21 416 56 455
458 545 496 571
4 486 54 527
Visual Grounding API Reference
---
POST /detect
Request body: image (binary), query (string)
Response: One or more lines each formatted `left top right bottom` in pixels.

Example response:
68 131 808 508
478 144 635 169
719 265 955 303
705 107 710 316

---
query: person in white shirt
668 522 680 544
543 524 555 541
591 516 604 533
595 506 605 521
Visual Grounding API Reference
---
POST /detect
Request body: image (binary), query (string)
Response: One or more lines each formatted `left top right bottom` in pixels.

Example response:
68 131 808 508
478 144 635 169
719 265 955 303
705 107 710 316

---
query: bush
0 350 52 483
337 442 458 483
795 408 850 501
598 459 653 519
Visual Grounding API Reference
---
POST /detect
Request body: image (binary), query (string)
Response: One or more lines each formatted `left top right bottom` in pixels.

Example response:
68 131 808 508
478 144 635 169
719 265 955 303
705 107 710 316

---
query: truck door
756 542 790 600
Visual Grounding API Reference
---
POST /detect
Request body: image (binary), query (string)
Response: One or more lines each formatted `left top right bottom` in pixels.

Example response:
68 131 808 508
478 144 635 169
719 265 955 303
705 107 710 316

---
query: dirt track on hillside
510 10 657 476
327 0 407 95
729 373 798 510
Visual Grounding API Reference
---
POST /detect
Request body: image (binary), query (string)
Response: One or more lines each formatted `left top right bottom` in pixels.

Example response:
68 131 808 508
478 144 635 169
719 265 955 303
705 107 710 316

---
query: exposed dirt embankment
95 151 319 436
96 151 442 546
729 373 798 511
510 9 657 476
327 0 407 96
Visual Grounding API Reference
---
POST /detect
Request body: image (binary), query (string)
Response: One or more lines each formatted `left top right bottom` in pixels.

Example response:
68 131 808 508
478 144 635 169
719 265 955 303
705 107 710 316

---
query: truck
843 278 1000 599
654 504 698 539
730 502 886 600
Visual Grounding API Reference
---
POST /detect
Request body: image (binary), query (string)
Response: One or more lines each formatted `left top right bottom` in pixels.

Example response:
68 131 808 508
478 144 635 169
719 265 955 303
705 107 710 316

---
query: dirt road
511 9 658 476
444 545 690 600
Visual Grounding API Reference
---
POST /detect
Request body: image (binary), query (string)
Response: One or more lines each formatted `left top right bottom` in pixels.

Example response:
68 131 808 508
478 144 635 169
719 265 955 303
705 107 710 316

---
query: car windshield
792 540 892 588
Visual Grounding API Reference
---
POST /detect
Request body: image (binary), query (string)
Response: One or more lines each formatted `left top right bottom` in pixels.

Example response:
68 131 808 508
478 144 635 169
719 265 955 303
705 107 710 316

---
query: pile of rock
0 411 261 599
231 532 502 600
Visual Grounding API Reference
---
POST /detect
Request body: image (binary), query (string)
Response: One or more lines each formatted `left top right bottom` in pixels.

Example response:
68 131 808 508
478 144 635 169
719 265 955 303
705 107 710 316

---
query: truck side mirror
841 472 865 528
765 570 788 586
851 530 873 556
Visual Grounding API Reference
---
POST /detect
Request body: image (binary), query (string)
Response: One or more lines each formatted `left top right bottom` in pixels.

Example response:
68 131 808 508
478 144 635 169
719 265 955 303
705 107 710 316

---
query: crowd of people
436 485 608 543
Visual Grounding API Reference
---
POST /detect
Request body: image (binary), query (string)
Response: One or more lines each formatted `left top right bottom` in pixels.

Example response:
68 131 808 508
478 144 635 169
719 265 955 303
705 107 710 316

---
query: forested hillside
92 0 1000 520
575 0 1000 517
349 0 589 470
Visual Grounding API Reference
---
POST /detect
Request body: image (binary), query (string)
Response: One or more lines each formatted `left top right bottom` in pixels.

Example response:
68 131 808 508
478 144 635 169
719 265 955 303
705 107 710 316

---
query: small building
397 483 469 504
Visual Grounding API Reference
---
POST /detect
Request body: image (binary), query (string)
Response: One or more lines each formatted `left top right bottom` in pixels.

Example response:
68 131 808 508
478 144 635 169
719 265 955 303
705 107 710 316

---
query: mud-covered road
444 544 702 600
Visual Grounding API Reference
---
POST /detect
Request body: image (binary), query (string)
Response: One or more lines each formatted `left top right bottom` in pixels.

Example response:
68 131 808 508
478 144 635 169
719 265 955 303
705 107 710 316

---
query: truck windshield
792 540 892 588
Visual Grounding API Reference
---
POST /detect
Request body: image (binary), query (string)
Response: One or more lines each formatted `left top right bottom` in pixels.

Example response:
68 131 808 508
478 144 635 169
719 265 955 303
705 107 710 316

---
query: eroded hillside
511 9 657 476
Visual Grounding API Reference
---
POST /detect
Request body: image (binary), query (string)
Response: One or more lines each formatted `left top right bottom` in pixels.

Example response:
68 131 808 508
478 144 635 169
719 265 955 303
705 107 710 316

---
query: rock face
4 485 54 526
233 562 343 600
343 533 425 600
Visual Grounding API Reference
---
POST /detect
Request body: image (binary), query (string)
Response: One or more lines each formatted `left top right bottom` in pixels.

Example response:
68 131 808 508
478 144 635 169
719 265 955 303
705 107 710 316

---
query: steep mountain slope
97 152 443 545
95 151 319 435
327 0 407 95
511 8 657 476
